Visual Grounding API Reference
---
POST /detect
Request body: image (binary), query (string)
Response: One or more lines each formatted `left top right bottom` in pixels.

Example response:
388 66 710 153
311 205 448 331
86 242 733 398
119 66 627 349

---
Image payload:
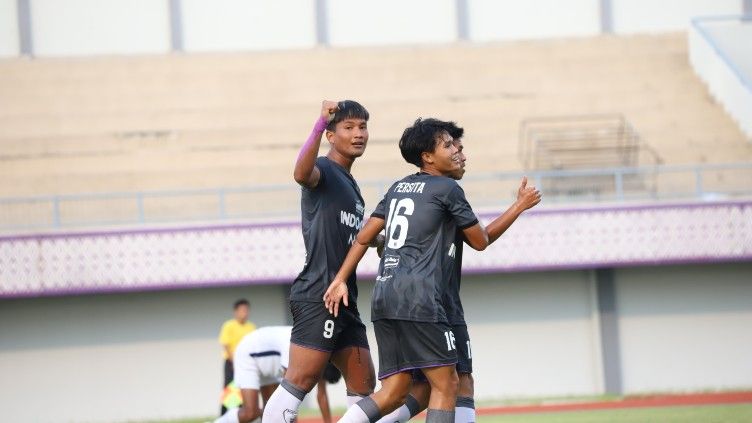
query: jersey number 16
385 198 414 249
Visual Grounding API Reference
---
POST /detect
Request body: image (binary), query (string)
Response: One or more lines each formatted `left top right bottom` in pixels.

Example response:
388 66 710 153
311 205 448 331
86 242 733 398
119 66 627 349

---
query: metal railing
1 162 751 232
518 114 662 171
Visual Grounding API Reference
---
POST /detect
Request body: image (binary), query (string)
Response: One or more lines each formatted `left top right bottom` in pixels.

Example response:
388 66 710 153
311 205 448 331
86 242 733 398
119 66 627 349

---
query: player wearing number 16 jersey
324 118 530 423
376 125 542 423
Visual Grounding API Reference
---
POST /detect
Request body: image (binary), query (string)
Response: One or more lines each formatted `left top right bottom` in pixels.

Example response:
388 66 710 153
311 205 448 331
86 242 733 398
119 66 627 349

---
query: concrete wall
690 17 752 138
5 0 748 56
181 0 317 52
702 19 752 84
30 0 170 56
327 0 457 46
2 262 751 422
0 0 19 57
612 0 742 34
0 284 290 423
617 263 752 392
454 271 603 398
467 0 601 41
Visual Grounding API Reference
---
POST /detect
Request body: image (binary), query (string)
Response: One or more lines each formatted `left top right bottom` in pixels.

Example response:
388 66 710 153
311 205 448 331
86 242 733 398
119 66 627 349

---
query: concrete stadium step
0 32 750 205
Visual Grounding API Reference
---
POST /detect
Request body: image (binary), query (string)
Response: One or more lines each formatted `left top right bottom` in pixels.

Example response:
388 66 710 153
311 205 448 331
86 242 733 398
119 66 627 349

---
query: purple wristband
313 116 328 132
297 116 329 162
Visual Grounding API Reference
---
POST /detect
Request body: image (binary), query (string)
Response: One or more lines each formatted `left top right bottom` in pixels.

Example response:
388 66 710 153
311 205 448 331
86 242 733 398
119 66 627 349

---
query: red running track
298 391 752 422
476 391 752 415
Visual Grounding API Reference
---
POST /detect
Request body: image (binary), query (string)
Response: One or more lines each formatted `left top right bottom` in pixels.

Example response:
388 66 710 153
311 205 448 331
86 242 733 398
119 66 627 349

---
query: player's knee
283 373 317 394
343 371 376 395
346 376 376 396
431 371 459 397
388 386 411 410
381 380 412 410
365 374 377 393
448 372 460 395
458 373 474 397
411 382 431 410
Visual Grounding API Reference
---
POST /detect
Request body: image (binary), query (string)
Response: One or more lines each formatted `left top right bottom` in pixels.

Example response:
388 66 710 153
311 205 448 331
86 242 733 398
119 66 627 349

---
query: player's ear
421 151 435 165
325 129 335 144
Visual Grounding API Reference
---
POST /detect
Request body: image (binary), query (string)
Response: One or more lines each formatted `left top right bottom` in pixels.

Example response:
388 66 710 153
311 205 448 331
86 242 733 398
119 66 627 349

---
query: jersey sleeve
371 196 387 219
312 156 328 188
444 184 479 229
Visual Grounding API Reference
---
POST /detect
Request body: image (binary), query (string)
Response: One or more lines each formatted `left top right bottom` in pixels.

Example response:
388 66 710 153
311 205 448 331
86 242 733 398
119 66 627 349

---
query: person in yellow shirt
218 298 256 415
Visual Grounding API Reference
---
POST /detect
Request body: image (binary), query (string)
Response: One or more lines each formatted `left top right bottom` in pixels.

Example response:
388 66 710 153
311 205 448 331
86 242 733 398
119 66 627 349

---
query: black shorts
290 300 369 353
374 319 457 379
453 324 473 374
412 324 472 382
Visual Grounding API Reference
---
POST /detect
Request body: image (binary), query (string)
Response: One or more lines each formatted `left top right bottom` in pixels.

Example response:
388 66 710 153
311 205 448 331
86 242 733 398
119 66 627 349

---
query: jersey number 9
323 319 334 339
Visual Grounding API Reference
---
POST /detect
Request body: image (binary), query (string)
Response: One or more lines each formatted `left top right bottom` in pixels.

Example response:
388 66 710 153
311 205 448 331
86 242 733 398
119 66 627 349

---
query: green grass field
150 403 752 423
471 404 752 423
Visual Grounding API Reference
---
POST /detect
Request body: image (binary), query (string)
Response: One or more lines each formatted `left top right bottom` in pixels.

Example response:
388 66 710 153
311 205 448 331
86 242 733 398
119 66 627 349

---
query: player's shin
347 391 366 407
339 396 382 423
374 394 422 423
455 397 475 423
261 380 306 423
426 409 455 423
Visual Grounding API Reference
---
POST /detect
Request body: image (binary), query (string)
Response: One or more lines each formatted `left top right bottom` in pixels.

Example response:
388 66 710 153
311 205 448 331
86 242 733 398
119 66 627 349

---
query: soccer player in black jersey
262 100 376 423
377 124 541 423
324 118 539 423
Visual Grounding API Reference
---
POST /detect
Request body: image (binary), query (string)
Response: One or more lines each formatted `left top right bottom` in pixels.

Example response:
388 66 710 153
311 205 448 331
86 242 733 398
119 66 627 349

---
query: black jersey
443 230 466 325
290 157 364 305
370 173 478 323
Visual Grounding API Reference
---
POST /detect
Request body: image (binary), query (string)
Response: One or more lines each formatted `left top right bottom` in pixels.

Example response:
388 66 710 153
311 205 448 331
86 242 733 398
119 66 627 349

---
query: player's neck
326 150 356 173
419 165 444 177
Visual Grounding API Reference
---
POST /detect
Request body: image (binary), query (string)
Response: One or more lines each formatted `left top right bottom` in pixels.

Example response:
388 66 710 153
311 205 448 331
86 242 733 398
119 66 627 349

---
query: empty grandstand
1 33 751 229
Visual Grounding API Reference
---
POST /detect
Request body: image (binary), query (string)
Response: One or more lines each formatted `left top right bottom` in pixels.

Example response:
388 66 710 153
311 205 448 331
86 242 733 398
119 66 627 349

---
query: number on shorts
444 330 456 351
323 319 334 339
466 340 472 359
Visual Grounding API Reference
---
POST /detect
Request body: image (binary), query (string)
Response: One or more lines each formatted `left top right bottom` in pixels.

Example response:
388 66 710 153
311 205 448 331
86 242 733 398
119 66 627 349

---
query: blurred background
0 1 751 422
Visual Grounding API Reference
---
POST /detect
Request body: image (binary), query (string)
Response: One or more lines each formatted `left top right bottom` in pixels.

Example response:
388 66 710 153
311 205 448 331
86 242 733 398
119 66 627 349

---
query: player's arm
223 344 233 361
293 100 338 188
323 217 386 316
462 176 541 250
484 176 541 243
316 379 333 423
369 233 386 257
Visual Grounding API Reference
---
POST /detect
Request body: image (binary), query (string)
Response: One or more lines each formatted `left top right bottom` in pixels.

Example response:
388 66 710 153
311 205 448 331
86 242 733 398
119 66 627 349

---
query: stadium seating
1 33 750 224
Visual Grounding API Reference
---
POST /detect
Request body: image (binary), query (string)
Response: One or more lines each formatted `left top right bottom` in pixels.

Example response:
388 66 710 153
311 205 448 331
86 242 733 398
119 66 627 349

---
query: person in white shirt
215 326 341 423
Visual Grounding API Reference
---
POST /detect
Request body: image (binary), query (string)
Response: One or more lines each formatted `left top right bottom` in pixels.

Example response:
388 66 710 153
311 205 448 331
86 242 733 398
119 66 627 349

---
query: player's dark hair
399 117 459 167
233 299 250 309
326 100 369 131
446 122 464 140
322 363 342 384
